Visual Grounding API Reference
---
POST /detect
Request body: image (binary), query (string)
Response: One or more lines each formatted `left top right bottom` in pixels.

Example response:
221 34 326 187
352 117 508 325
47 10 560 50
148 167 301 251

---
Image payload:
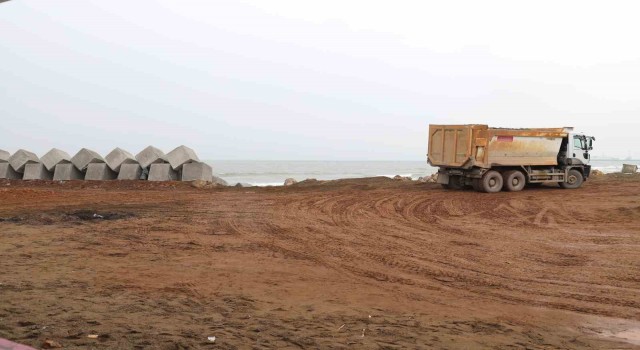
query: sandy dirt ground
1 174 640 349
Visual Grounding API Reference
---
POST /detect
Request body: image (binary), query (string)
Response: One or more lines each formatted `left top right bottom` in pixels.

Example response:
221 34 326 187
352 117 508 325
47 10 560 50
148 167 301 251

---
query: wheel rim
512 178 520 186
567 175 577 184
489 178 496 187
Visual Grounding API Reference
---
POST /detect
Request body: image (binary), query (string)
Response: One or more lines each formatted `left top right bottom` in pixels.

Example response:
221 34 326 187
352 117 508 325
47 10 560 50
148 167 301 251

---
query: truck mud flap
437 173 450 185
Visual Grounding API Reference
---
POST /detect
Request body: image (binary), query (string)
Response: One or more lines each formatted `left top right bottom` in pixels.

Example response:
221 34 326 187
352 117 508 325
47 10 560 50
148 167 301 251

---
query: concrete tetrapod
136 146 166 169
166 145 200 171
71 148 104 171
8 149 39 173
181 162 213 182
117 163 143 180
23 163 53 180
0 163 21 179
105 148 136 172
53 163 84 181
85 163 117 180
0 149 9 163
40 148 71 172
148 163 178 181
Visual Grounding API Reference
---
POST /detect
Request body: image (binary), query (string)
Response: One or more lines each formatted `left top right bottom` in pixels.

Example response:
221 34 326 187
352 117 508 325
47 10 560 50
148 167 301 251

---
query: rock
42 339 63 349
418 174 438 183
591 169 605 177
622 164 638 174
212 176 228 186
284 178 297 186
393 175 412 181
235 182 252 187
191 180 209 188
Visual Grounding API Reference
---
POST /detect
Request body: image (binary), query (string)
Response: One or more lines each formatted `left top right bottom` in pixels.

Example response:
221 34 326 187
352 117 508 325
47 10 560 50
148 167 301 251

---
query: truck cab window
573 137 584 150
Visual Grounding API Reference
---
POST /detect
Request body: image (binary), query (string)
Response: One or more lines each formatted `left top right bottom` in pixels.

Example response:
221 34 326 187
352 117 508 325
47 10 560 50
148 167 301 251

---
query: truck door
571 135 590 165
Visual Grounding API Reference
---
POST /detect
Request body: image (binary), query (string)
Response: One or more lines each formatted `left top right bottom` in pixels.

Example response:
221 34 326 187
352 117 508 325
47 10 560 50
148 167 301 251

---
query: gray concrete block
136 146 166 169
166 145 199 170
71 148 104 171
53 163 84 181
148 163 178 181
117 163 143 180
0 162 21 179
622 164 638 174
41 148 71 172
23 163 53 180
105 147 137 172
85 163 117 180
8 149 39 173
181 162 213 182
0 149 9 163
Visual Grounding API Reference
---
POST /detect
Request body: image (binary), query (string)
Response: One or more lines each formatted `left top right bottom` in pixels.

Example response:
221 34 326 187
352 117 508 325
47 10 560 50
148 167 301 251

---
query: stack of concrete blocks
70 148 111 181
165 145 213 182
5 149 39 180
24 148 71 180
137 146 173 181
0 149 21 179
2 146 214 183
104 148 140 180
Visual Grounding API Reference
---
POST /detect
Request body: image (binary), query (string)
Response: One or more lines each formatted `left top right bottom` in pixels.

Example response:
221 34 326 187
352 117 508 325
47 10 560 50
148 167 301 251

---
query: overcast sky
1 1 639 160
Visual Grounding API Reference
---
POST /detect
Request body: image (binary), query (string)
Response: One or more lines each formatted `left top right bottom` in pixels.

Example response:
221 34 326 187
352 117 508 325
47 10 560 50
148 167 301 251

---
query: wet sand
1 174 639 349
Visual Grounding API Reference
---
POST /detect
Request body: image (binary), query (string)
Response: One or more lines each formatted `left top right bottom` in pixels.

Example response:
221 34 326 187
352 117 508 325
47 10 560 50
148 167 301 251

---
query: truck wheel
480 170 503 193
560 169 584 189
503 170 526 192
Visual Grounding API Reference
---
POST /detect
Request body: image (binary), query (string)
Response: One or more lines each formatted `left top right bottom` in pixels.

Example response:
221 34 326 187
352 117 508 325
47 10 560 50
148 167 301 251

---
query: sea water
206 159 638 187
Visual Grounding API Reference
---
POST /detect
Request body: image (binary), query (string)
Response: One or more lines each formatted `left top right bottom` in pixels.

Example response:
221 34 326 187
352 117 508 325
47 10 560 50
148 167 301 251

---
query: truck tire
480 170 503 193
560 169 584 189
503 170 526 192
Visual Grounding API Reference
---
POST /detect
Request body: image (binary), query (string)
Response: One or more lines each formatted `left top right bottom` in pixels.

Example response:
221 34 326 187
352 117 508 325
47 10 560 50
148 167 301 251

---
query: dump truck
427 125 595 193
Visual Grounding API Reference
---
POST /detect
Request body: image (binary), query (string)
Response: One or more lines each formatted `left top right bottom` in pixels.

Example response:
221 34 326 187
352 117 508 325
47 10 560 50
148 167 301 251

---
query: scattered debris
591 169 605 177
207 336 216 343
361 328 366 337
87 334 99 339
337 324 345 331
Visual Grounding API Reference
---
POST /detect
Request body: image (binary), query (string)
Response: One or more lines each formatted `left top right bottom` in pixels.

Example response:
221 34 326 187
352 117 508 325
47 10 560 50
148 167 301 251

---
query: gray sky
1 0 639 160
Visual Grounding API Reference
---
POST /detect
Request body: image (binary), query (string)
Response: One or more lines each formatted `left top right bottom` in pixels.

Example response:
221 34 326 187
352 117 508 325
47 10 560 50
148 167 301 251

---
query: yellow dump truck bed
427 124 568 168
